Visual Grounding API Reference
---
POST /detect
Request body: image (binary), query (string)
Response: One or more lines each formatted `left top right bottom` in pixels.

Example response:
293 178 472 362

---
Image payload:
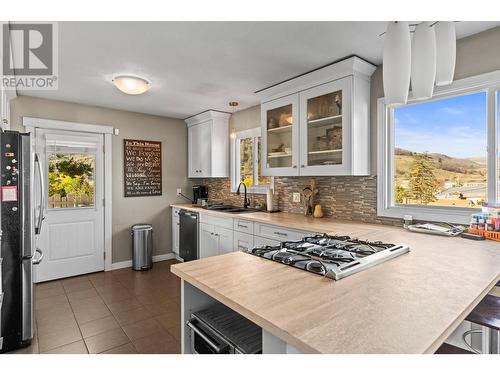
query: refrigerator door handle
34 153 47 235
32 248 44 265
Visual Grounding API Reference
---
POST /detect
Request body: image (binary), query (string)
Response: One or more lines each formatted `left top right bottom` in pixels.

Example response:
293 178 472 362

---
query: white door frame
23 116 114 272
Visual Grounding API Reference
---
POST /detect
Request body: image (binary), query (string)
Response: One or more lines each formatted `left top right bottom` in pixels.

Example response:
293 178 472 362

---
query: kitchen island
170 206 500 353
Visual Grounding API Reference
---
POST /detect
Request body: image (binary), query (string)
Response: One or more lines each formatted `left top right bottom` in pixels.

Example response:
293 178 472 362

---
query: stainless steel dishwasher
179 209 199 261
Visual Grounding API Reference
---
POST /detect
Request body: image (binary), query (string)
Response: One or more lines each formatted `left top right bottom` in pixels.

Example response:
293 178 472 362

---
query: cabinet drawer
233 219 254 235
254 223 309 242
200 213 233 229
233 232 254 252
254 235 281 248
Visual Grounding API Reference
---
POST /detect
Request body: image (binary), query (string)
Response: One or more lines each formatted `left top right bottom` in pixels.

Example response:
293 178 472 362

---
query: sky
394 91 489 159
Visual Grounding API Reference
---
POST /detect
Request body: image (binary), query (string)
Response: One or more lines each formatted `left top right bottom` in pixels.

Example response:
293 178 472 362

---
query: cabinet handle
293 165 297 168
274 231 288 237
176 223 180 226
300 165 305 168
214 233 219 237
238 224 248 229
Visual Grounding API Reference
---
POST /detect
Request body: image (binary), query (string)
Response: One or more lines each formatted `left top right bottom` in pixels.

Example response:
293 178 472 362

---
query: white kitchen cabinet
254 235 281 248
216 226 234 255
172 208 180 257
259 56 375 176
234 231 254 252
185 110 231 178
199 222 234 258
199 223 218 258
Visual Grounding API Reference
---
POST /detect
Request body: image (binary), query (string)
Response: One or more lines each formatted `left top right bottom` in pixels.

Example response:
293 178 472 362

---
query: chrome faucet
236 182 250 208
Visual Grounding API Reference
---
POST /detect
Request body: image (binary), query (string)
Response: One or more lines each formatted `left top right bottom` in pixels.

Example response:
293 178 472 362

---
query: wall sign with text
123 139 162 197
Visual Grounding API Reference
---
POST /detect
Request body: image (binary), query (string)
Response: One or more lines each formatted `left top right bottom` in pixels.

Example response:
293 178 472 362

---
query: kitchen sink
205 205 260 214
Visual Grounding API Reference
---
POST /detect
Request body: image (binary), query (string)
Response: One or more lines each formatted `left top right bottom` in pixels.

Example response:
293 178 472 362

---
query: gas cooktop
248 234 409 280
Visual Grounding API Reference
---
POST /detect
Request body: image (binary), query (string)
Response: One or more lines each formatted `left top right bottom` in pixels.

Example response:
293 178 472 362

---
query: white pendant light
435 21 456 86
383 21 412 105
112 75 151 95
411 22 436 100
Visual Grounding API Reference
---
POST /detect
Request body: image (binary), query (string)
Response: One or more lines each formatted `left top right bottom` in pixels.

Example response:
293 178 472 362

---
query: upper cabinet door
261 93 300 176
188 121 212 177
299 77 352 176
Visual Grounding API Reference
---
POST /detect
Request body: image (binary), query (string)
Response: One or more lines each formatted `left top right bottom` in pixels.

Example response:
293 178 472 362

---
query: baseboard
110 252 176 271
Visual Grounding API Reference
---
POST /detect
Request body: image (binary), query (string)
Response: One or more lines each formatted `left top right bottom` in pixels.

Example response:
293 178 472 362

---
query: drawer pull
238 224 248 229
274 231 288 237
237 245 248 251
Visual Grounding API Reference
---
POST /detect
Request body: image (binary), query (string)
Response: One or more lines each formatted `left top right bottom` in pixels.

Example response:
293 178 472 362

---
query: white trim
104 133 113 271
230 127 274 194
377 70 500 224
23 117 114 134
23 117 114 271
110 252 176 271
257 56 376 102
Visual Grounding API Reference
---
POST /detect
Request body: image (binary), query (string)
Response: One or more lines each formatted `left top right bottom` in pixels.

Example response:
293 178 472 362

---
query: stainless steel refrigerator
0 130 44 353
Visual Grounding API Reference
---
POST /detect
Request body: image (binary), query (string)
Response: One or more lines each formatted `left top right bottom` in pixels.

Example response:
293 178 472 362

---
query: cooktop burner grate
247 233 409 280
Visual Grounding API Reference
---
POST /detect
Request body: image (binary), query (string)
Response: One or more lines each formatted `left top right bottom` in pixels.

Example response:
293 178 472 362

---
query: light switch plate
292 192 301 203
176 188 182 196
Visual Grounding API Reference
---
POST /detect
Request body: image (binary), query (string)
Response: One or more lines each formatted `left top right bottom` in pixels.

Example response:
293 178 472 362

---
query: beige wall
229 105 260 133
10 96 191 263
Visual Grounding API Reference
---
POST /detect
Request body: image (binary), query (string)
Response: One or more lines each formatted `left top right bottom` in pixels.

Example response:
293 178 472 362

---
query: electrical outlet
176 188 182 196
292 192 301 203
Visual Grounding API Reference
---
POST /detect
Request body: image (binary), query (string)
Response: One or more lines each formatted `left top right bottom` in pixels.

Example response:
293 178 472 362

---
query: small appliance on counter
192 185 208 205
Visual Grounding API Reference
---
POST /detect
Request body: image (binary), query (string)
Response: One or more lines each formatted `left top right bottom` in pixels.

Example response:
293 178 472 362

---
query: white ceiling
19 21 500 119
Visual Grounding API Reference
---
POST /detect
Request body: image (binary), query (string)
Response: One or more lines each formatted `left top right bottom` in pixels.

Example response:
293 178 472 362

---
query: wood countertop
170 203 500 353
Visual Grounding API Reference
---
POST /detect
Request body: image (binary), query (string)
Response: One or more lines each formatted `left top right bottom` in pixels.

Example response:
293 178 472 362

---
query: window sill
377 204 479 225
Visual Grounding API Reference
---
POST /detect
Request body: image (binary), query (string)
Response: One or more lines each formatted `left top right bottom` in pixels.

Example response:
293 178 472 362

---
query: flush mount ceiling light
383 21 412 105
112 75 151 95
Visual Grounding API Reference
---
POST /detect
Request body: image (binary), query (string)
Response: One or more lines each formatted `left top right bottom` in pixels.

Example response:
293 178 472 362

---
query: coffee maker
192 185 208 204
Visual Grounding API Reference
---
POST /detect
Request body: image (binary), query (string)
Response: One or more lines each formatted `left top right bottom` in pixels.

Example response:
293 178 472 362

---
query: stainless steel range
247 234 409 280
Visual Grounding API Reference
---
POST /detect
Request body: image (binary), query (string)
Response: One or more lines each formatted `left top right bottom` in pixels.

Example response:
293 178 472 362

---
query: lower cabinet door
254 235 281 248
172 215 180 255
199 223 218 258
216 226 234 255
233 231 254 252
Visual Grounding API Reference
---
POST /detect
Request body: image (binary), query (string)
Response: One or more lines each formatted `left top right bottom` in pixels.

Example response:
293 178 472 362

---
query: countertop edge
170 262 321 354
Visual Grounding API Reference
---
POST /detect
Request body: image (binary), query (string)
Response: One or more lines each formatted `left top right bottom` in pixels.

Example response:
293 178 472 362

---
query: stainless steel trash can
131 224 153 271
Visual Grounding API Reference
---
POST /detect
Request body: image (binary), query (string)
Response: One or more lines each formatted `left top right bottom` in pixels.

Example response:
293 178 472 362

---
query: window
231 128 273 193
47 138 96 209
378 72 500 224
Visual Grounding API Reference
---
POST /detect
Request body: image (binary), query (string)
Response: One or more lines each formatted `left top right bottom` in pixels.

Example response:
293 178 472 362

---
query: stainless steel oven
186 304 262 354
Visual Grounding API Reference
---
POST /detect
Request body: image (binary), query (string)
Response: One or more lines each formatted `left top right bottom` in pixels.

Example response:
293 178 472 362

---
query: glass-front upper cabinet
299 77 352 175
261 93 299 176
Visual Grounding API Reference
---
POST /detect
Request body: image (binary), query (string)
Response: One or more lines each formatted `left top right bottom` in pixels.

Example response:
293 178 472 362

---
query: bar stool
461 294 500 354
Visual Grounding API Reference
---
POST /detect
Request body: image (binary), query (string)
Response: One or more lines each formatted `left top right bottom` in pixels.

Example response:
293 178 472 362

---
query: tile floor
14 260 181 354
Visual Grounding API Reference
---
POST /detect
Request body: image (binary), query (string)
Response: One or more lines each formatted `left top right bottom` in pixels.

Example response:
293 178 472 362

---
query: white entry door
34 128 105 282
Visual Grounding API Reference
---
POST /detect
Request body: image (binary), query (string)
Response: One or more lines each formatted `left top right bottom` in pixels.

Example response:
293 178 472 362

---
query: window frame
377 70 500 224
230 127 274 194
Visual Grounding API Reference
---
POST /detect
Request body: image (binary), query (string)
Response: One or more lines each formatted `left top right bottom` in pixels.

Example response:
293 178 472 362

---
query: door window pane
307 90 343 166
47 139 96 209
266 104 293 168
394 92 487 207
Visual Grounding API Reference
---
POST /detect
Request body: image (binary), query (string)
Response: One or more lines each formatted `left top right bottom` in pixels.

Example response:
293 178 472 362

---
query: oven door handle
186 319 228 353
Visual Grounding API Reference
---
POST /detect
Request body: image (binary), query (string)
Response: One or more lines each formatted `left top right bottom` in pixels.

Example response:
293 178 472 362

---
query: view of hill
395 148 487 184
394 148 487 207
